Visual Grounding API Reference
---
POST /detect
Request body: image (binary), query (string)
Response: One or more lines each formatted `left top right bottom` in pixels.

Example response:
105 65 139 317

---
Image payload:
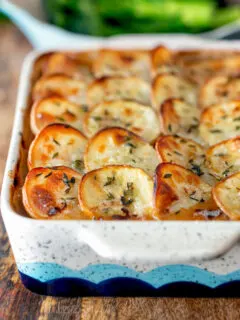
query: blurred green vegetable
42 0 240 36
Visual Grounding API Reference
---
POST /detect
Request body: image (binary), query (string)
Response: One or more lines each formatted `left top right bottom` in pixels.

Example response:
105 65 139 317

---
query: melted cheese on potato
32 75 86 104
30 96 88 135
154 163 217 219
199 101 240 145
206 137 240 179
87 76 151 107
84 127 159 176
93 49 151 81
79 165 154 220
84 100 160 141
28 124 87 173
199 75 240 109
160 98 200 142
213 172 240 220
22 166 83 219
152 73 196 110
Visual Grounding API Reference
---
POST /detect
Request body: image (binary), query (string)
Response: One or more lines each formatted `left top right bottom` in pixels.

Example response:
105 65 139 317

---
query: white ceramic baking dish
1 36 240 296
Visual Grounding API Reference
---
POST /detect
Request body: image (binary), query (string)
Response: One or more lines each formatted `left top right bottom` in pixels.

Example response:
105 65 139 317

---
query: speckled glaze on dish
1 36 240 296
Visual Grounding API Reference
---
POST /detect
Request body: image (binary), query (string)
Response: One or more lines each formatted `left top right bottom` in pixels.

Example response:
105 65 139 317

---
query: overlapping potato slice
93 49 150 81
151 45 180 76
160 98 200 141
152 73 196 110
154 163 221 219
30 96 88 135
206 137 240 180
22 166 83 219
32 75 86 104
199 101 240 145
84 127 159 176
199 75 240 109
155 135 216 185
79 165 154 220
177 52 240 85
28 124 87 173
84 100 160 141
86 76 151 107
42 52 95 82
213 172 240 220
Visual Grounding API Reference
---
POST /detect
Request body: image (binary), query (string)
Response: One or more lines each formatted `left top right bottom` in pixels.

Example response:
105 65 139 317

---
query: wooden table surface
1 23 240 320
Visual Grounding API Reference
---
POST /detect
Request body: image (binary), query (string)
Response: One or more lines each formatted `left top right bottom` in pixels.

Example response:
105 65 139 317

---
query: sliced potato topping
87 76 151 107
213 172 240 220
30 96 88 135
160 98 200 141
84 127 159 176
84 100 160 141
22 166 83 219
206 137 240 180
199 75 240 109
42 53 83 79
152 73 196 110
93 49 150 81
154 163 218 219
32 75 86 104
28 124 87 173
151 45 180 76
79 165 154 220
199 100 240 145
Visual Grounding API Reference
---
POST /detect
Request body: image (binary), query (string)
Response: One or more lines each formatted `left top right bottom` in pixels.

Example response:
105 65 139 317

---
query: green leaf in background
42 0 240 36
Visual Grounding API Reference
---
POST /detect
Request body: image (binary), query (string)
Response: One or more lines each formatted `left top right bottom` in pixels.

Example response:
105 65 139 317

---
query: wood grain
0 23 240 320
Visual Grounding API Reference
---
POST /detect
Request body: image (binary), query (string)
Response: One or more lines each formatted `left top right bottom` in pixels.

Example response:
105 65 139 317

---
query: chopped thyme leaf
53 138 60 145
168 124 172 132
233 116 240 121
62 173 75 193
222 166 233 177
125 122 132 127
104 176 115 186
174 151 182 156
66 109 75 117
73 159 84 172
36 173 43 177
81 105 89 112
236 126 240 130
107 192 115 200
92 116 102 121
120 182 134 206
187 124 198 133
215 153 225 157
44 172 52 178
163 173 172 178
190 163 204 176
56 116 65 122
209 129 222 133
52 152 59 159
126 142 136 149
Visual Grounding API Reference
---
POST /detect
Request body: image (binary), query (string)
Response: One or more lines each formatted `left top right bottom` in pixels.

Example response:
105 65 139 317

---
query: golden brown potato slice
151 45 180 76
154 163 218 219
28 124 87 173
160 98 200 141
86 76 151 107
206 137 240 180
32 75 86 104
84 127 159 176
199 100 240 145
79 165 154 220
93 49 150 81
42 53 82 79
22 166 83 219
199 75 240 109
30 96 88 135
212 172 240 220
84 100 160 141
155 135 213 180
152 73 197 110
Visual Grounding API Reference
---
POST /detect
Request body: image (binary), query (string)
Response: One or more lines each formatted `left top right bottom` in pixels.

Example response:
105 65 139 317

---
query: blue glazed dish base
18 263 240 297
